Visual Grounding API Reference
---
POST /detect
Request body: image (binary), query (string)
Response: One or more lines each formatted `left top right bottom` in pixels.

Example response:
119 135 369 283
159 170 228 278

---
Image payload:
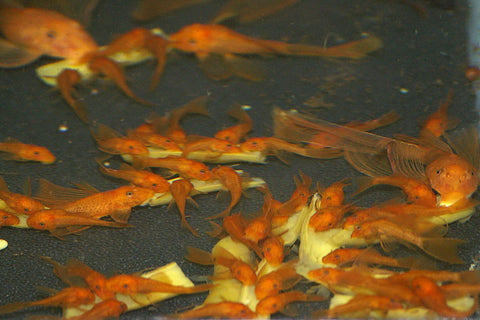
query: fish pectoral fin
111 209 132 223
0 39 42 68
224 53 265 82
197 53 233 80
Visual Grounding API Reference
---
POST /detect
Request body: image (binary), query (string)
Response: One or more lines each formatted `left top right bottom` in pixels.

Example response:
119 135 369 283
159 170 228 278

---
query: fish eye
46 30 57 39
200 169 206 174
334 254 340 259
123 284 129 289
436 168 443 174
128 145 134 149
34 151 40 155
95 285 100 290
2 215 8 219
188 38 196 44
24 208 30 212
126 191 133 196
152 183 157 187
39 222 45 226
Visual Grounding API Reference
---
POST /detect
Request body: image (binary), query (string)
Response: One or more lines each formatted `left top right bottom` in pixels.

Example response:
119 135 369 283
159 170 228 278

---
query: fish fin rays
0 38 41 68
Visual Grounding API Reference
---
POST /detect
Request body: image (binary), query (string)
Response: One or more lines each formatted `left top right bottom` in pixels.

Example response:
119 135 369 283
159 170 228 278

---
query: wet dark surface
0 0 478 318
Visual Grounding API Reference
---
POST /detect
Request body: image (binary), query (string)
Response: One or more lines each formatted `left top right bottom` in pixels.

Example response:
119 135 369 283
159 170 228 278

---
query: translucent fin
0 38 41 68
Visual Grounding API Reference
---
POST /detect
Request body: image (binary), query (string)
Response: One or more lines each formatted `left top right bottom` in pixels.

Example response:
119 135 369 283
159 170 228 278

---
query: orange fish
465 66 480 81
318 178 350 208
105 274 213 296
261 236 285 266
0 286 95 315
67 298 128 320
243 191 278 243
208 165 245 219
214 105 253 144
319 294 403 318
255 260 301 300
168 24 382 81
174 301 257 319
97 160 170 193
273 172 313 224
182 136 241 157
169 179 199 236
420 90 457 138
185 246 257 285
90 123 149 157
351 218 465 264
240 136 312 163
27 209 130 237
0 4 98 67
411 276 478 318
56 69 89 123
220 213 263 257
42 256 114 300
354 174 437 207
0 176 45 214
256 291 325 316
0 137 55 164
87 54 154 106
137 155 212 181
0 210 19 228
127 123 182 151
151 96 209 145
308 205 352 232
322 247 424 269
35 178 155 223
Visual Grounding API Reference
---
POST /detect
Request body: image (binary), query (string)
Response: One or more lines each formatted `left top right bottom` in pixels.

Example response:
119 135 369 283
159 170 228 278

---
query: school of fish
0 0 479 319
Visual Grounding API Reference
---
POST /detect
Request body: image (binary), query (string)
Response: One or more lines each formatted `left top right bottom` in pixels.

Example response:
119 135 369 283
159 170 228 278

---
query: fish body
255 260 301 300
182 136 240 157
139 156 212 181
214 105 252 144
209 165 244 218
0 210 20 227
169 179 198 236
68 298 127 320
0 176 45 214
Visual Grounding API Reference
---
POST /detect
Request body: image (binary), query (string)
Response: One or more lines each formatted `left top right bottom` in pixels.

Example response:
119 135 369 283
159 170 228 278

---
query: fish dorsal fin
416 131 453 154
344 150 393 177
0 38 41 68
185 246 214 265
0 176 9 192
198 53 233 80
224 53 266 82
445 126 480 169
72 182 100 194
35 178 97 207
19 0 99 26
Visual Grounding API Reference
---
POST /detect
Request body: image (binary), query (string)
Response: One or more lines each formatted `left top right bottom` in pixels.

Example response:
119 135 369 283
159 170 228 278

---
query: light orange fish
351 218 465 264
256 291 325 316
182 136 240 157
240 136 311 163
105 274 213 296
169 179 199 236
255 260 301 300
261 236 285 266
35 178 155 223
412 276 478 318
56 69 89 123
214 105 253 144
0 137 55 164
127 123 182 151
151 96 209 145
208 165 245 219
0 4 98 67
185 246 257 286
318 178 350 208
27 209 130 237
354 174 437 207
0 286 95 315
420 90 457 138
67 298 127 320
173 301 257 319
0 176 45 214
137 155 212 181
220 213 263 257
319 294 404 318
42 256 114 300
97 160 170 193
90 124 149 157
308 205 352 232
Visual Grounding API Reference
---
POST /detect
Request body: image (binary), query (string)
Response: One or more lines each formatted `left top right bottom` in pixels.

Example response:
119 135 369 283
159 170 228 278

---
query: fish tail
206 207 231 220
0 302 31 314
206 221 224 238
420 237 465 264
353 176 377 197
187 283 215 294
181 217 200 237
179 96 209 117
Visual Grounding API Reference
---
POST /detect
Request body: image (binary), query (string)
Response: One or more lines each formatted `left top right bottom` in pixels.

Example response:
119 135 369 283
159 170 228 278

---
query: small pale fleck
360 32 370 38
103 161 111 167
241 105 252 110
91 88 99 95
0 239 7 251
399 88 409 94
58 124 68 132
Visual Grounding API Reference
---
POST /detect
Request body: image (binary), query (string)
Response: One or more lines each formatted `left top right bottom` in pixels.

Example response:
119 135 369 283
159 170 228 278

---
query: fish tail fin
206 207 231 220
187 283 215 294
421 237 465 264
185 246 213 265
206 221 224 238
395 255 436 270
88 56 155 106
460 270 480 284
0 302 31 314
180 96 209 117
145 34 168 91
353 176 377 197
180 216 200 237
317 37 383 59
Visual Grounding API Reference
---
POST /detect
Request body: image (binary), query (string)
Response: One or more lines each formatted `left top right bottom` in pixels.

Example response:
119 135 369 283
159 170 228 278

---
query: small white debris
0 239 8 251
